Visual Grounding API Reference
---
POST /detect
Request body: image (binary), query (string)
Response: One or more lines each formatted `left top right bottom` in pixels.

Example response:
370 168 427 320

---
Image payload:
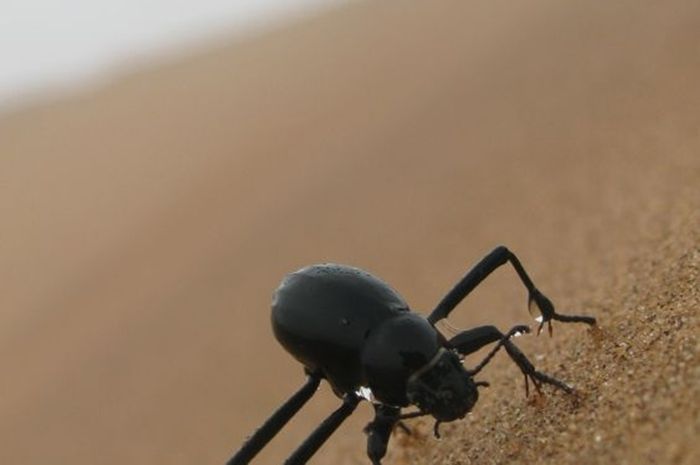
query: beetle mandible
225 246 596 465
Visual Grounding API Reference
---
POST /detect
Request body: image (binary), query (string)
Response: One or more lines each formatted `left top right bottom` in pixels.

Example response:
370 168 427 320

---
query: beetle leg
364 404 401 465
452 325 530 376
524 373 530 397
285 393 360 465
449 325 573 396
395 420 411 435
529 288 596 336
427 246 596 335
226 372 321 465
503 340 572 394
433 420 443 438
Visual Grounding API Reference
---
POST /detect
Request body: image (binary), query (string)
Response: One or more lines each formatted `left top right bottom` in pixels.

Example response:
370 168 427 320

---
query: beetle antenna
436 318 462 336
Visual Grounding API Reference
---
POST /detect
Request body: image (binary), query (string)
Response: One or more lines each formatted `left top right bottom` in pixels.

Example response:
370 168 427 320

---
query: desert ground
0 0 698 464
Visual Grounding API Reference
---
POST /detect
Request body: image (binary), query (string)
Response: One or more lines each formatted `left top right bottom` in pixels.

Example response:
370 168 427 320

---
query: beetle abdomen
271 264 409 395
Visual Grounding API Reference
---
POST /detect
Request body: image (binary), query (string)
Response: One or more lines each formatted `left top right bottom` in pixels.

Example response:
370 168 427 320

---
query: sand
0 0 698 464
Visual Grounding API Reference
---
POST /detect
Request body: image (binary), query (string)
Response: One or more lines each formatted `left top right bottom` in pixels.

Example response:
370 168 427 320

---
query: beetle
225 246 596 465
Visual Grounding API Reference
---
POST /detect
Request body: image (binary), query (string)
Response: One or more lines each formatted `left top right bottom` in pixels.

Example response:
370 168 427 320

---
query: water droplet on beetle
356 386 374 402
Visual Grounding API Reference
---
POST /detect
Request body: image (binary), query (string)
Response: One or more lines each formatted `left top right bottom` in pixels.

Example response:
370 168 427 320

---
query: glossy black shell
271 264 443 406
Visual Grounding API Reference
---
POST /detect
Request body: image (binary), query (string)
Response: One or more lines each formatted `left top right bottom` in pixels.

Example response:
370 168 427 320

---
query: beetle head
406 348 479 422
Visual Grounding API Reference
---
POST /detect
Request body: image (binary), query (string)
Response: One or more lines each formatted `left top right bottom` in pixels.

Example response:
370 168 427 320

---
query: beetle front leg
449 325 572 396
364 404 401 465
502 338 573 395
529 288 596 336
427 246 597 335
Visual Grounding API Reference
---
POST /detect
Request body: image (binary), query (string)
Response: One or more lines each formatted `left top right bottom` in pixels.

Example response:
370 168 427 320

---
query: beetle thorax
360 313 443 406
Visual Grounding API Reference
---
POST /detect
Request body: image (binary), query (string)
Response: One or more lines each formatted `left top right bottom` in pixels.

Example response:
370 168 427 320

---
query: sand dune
1 0 698 464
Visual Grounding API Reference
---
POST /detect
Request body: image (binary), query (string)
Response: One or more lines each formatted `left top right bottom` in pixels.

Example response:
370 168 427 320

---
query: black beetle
226 246 596 465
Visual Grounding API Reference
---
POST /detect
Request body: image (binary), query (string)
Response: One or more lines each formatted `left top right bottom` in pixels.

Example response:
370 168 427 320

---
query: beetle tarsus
528 370 573 394
552 312 597 326
524 373 530 397
535 319 553 337
395 420 411 435
433 420 442 439
365 404 400 465
529 288 596 337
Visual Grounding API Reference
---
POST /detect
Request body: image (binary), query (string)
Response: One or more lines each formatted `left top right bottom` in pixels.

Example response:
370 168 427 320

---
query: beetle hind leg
285 393 360 465
226 371 322 465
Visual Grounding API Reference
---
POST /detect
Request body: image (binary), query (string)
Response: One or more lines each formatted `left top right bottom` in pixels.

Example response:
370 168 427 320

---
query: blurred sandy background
1 0 698 464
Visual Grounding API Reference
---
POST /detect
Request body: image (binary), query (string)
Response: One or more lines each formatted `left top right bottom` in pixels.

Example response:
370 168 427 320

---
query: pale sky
0 0 344 108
